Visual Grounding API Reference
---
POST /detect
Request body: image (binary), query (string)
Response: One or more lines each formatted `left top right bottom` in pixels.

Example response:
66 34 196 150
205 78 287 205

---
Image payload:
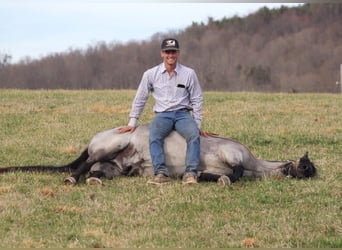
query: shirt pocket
175 83 188 98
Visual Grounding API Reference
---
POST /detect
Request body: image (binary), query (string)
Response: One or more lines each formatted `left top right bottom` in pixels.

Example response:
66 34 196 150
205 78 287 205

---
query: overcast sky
1 1 303 62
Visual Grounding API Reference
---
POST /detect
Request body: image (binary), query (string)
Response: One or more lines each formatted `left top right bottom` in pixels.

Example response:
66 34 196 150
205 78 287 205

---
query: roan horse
0 125 316 186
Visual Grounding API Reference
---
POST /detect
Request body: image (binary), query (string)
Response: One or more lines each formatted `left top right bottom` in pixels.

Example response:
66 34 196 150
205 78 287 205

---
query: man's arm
120 71 151 133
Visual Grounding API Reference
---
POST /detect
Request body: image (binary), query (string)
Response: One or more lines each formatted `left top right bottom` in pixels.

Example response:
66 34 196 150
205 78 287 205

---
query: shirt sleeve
188 70 203 129
128 71 151 127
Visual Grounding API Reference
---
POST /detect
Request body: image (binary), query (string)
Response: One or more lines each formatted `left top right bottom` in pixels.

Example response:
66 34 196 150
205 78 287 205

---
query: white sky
0 1 303 63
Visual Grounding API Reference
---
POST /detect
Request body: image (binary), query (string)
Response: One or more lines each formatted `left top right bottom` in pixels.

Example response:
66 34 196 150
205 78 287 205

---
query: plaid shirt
128 62 203 129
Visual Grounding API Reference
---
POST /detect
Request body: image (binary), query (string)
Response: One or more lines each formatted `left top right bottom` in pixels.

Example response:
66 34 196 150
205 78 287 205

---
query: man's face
161 50 180 66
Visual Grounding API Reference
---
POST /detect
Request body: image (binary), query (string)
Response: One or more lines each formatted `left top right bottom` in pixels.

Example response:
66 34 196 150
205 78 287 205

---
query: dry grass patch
38 187 55 198
61 145 79 154
53 205 87 214
242 237 259 248
0 185 15 194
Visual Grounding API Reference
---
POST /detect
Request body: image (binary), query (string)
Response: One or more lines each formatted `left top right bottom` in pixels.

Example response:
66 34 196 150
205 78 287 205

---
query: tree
0 53 12 66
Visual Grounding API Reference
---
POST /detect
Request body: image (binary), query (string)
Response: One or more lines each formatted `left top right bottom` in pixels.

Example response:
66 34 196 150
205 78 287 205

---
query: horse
0 125 316 186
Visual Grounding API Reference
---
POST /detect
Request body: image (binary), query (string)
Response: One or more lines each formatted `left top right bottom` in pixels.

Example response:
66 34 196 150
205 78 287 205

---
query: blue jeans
149 110 200 177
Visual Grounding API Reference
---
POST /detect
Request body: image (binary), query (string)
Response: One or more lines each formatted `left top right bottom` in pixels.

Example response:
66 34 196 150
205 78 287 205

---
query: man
118 38 208 185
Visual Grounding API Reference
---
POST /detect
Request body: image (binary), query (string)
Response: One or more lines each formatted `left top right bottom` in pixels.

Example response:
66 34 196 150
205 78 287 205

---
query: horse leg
198 173 231 186
85 171 105 186
227 165 244 183
198 173 222 182
216 165 243 186
85 161 123 186
198 165 244 186
64 160 94 185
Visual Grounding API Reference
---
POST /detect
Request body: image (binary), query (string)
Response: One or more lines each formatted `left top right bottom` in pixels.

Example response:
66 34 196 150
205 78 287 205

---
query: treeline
1 3 342 92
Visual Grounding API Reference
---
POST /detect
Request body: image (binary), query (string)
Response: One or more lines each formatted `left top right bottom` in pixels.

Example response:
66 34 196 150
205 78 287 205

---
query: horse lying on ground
0 125 316 186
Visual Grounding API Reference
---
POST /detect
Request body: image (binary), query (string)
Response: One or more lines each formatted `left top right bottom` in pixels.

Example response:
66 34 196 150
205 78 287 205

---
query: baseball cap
161 38 180 51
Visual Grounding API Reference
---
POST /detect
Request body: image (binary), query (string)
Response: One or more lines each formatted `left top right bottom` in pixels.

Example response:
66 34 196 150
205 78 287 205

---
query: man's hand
118 125 135 134
200 130 209 137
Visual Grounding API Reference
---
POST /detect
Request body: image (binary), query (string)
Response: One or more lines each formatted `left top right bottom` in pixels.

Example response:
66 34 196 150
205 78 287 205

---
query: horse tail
0 148 89 174
61 148 89 170
0 165 72 174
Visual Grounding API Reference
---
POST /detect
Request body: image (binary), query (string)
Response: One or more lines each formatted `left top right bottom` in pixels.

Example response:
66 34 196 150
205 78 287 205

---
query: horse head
286 152 317 178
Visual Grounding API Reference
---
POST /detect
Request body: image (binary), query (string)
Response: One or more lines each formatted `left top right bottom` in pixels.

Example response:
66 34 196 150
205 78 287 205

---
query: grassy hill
0 90 341 247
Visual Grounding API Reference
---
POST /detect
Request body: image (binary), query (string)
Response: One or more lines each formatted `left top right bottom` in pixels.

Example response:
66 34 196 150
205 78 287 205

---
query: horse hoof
64 176 77 185
86 177 103 186
217 175 231 187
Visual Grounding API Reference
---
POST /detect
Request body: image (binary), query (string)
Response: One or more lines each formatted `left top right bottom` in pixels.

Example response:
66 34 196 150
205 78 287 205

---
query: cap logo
165 40 176 47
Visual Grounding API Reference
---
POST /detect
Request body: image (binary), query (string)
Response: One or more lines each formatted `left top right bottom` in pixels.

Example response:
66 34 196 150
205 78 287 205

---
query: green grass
0 89 341 248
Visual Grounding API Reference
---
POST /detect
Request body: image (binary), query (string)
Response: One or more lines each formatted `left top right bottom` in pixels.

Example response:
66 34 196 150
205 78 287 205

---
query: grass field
0 89 341 248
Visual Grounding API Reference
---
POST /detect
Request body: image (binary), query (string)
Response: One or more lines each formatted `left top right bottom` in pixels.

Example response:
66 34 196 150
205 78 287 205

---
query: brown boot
182 173 198 185
147 173 171 185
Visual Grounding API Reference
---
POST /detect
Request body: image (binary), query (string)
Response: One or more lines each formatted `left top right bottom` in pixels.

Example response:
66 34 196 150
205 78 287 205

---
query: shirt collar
160 63 180 74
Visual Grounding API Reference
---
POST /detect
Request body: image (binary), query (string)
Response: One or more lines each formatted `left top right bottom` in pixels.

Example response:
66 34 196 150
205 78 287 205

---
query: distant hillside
1 3 341 92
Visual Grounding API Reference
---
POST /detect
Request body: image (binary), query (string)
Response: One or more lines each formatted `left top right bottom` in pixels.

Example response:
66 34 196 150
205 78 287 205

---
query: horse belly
199 153 233 176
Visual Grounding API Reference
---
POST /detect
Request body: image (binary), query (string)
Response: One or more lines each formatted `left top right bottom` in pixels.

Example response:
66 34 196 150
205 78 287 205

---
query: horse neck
248 159 292 177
